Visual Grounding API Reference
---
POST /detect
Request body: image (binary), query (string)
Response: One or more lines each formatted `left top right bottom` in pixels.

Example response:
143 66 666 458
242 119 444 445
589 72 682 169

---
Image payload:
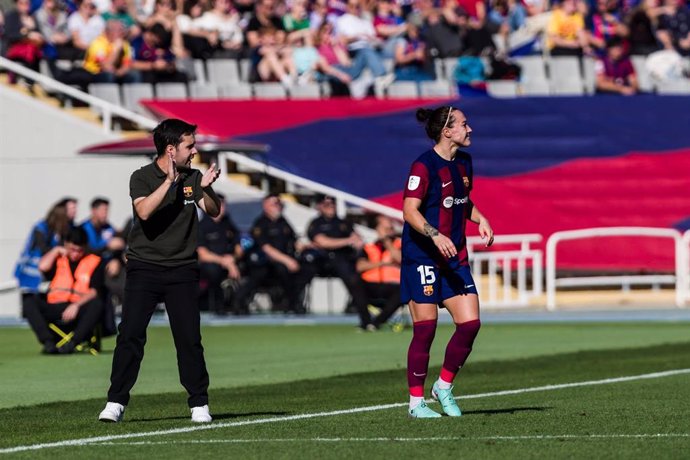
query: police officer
197 193 242 316
99 118 222 424
305 195 374 331
234 194 309 314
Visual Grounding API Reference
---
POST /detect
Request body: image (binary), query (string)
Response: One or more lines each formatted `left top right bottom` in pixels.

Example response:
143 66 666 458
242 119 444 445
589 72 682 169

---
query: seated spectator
586 0 628 55
595 37 639 94
66 0 105 59
625 0 661 56
656 0 690 57
373 0 407 58
304 195 375 331
82 19 141 83
546 0 590 56
234 194 310 315
177 0 215 59
455 0 496 55
34 0 72 62
132 23 189 82
283 0 311 43
197 194 242 316
80 196 125 258
3 0 45 83
292 34 352 85
246 0 285 49
23 227 105 354
192 0 243 58
487 0 527 51
393 22 434 82
413 0 464 58
142 0 179 31
102 0 142 40
356 215 403 329
15 199 73 296
335 0 394 88
254 26 297 86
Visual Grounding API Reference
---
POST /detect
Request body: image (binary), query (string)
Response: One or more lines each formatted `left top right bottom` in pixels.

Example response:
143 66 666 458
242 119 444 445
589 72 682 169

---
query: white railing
0 279 18 292
468 234 542 307
0 57 157 134
218 151 404 220
682 230 690 304
546 227 685 310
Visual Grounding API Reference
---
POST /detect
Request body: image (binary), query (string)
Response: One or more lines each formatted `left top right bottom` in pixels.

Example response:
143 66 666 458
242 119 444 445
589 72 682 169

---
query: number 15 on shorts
416 265 436 284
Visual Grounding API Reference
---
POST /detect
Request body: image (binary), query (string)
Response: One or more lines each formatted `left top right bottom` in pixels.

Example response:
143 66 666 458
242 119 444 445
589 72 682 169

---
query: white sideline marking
93 433 690 445
2 368 689 454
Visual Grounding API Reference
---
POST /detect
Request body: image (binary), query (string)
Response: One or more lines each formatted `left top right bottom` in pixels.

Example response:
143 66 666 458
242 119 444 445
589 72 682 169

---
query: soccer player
98 119 221 423
401 106 494 418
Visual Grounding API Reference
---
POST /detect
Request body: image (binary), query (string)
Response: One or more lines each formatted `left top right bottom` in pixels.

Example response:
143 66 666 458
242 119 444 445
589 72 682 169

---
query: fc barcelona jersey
401 149 474 268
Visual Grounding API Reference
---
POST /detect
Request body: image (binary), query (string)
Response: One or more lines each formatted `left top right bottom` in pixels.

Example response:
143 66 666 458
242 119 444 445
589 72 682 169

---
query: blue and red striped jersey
401 149 474 268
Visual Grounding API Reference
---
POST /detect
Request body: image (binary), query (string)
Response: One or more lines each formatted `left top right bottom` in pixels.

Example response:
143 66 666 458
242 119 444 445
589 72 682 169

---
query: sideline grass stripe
2 368 689 455
93 433 690 445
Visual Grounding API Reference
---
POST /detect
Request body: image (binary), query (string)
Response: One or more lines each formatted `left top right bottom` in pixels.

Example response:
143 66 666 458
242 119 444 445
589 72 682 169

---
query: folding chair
48 322 102 355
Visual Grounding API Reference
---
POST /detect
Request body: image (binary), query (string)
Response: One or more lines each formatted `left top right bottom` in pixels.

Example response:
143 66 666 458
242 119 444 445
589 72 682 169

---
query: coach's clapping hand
201 163 221 188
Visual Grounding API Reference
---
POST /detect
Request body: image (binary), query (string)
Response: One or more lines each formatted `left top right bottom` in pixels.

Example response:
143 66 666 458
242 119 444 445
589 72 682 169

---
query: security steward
305 195 374 330
234 194 309 314
197 193 242 316
23 227 105 354
356 215 403 329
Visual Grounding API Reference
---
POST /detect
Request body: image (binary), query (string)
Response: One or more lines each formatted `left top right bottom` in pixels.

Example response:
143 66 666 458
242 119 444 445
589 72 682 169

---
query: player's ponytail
416 106 455 143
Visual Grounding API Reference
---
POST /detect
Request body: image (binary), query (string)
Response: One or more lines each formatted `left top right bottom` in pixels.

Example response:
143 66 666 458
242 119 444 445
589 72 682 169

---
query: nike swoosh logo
465 284 475 288
413 372 426 377
442 181 452 188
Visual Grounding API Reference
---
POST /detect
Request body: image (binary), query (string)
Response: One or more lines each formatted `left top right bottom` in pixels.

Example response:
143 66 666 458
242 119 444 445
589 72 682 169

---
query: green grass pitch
1 322 690 458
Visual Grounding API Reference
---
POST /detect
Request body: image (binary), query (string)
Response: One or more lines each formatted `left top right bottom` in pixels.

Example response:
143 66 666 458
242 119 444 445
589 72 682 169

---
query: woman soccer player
401 106 494 418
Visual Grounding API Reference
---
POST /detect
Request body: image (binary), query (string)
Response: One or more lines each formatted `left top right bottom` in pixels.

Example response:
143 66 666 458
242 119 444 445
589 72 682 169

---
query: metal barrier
546 227 685 310
0 57 157 134
468 234 542 308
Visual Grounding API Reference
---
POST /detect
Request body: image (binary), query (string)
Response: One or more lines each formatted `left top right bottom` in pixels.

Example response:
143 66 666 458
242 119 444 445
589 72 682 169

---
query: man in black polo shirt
99 118 222 424
305 195 374 331
197 193 242 316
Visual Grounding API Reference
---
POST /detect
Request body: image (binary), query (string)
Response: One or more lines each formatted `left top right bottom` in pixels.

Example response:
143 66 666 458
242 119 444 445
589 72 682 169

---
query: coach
98 119 221 424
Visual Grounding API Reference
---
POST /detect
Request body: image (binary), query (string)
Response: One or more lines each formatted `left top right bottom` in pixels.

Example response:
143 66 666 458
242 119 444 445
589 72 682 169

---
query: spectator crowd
1 0 689 96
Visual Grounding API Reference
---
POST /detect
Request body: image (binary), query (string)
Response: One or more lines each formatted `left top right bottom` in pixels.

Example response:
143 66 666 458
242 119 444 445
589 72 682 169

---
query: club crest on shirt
408 176 420 191
423 285 434 296
463 177 470 187
183 186 193 198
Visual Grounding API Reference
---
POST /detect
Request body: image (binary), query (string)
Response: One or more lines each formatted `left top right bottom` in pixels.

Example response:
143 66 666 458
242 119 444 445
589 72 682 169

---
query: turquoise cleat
408 401 442 418
431 382 462 417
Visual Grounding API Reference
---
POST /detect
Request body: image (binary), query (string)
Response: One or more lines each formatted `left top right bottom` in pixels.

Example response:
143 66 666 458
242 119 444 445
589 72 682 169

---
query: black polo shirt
198 213 240 256
250 214 297 256
126 162 204 266
307 215 356 257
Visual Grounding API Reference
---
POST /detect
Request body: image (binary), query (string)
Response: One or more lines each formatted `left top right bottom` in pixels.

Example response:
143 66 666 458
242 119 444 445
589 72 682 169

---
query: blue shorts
400 263 478 304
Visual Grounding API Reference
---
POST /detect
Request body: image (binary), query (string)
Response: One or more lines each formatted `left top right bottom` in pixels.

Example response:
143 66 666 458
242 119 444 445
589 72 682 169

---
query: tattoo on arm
423 223 439 238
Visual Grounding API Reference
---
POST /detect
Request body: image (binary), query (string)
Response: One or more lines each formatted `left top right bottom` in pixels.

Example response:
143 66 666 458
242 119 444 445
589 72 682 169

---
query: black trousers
107 259 209 408
363 282 402 327
235 261 310 313
22 293 103 345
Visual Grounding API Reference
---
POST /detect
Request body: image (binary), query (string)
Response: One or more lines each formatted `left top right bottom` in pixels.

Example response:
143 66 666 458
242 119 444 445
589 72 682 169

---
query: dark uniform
106 162 210 409
198 212 241 314
306 215 373 328
234 214 309 313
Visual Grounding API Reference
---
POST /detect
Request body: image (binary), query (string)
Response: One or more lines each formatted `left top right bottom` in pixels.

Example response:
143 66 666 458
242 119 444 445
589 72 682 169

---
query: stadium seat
514 55 549 83
433 58 445 81
206 59 241 85
487 80 519 98
383 58 395 74
582 57 596 94
290 83 321 99
48 321 101 356
419 80 455 98
121 83 155 115
218 82 253 99
520 79 551 96
238 58 251 82
386 81 418 98
443 57 458 80
631 55 654 93
253 82 288 99
192 59 207 84
88 83 121 114
656 79 690 95
155 82 188 100
548 56 585 94
189 82 219 99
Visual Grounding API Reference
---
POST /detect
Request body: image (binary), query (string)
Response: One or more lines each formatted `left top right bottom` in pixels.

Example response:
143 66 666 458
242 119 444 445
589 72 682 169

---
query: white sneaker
98 402 125 423
191 405 212 423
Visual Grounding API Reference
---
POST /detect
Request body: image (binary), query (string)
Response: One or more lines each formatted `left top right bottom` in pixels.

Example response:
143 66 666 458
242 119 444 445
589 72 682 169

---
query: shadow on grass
131 411 289 422
463 406 551 416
